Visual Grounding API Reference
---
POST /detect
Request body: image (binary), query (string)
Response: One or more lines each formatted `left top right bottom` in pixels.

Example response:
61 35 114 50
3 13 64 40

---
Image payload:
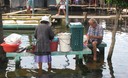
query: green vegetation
106 0 128 8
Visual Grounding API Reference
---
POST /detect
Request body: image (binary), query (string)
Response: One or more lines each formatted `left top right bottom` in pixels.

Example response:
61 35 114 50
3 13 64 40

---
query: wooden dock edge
6 47 92 68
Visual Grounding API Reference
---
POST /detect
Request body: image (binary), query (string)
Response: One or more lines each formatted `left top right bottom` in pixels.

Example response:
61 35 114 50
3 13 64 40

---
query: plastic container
57 33 71 52
4 33 22 45
0 42 19 52
50 37 59 52
69 22 84 51
50 41 58 52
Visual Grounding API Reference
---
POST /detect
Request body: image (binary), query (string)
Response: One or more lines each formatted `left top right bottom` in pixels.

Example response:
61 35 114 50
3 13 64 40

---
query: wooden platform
87 41 107 58
49 4 98 7
1 15 115 30
51 15 115 19
3 24 37 30
6 47 92 68
2 13 128 30
2 14 51 30
6 41 107 69
3 8 45 15
2 14 116 30
49 4 109 11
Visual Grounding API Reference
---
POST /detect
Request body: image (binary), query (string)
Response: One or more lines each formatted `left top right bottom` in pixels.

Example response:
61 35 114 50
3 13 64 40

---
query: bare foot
56 14 59 16
38 69 42 76
93 58 97 61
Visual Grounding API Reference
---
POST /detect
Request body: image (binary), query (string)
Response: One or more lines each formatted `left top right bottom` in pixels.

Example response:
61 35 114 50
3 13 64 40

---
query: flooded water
0 29 128 78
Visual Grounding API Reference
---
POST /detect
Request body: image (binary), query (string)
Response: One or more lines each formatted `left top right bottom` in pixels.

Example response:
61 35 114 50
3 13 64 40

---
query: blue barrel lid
69 22 84 28
52 36 59 42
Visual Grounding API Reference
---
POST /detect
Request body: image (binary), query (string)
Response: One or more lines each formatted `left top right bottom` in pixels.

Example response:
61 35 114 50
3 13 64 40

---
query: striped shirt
87 24 103 42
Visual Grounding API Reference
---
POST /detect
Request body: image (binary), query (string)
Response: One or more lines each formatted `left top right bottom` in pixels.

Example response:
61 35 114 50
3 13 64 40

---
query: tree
106 0 128 60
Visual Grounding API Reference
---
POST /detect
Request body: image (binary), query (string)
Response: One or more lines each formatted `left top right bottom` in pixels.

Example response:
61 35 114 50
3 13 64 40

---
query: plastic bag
4 33 22 45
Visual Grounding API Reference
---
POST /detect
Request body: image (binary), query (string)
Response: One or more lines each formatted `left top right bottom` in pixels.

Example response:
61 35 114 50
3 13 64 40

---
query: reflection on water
107 60 115 78
0 30 128 78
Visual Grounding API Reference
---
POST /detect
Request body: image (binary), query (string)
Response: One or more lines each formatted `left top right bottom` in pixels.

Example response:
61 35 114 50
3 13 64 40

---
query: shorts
88 39 102 46
59 5 65 9
34 55 51 63
27 6 31 10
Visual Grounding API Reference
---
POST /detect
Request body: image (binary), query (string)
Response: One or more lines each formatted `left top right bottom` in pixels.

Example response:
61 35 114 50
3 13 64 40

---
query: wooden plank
6 47 92 58
51 47 92 56
2 14 51 16
3 14 124 20
3 24 37 30
51 15 115 19
87 15 115 19
4 10 27 15
69 5 98 7
2 18 41 20
49 4 97 7
3 8 46 15
121 15 128 17
2 15 116 21
6 47 92 68
2 14 51 20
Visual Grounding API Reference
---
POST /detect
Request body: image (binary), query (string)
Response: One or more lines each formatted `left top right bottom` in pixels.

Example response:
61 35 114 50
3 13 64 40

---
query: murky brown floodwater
0 29 128 78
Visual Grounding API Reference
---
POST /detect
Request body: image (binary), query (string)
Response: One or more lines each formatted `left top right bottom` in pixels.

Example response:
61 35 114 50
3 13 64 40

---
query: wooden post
0 4 6 62
15 56 21 68
83 12 87 22
95 0 97 6
98 47 105 57
94 0 97 14
66 0 69 26
83 12 88 33
32 0 34 14
124 18 127 30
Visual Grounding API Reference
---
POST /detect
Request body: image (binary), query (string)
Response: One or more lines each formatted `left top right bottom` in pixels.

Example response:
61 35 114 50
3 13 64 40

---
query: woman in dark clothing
34 16 55 73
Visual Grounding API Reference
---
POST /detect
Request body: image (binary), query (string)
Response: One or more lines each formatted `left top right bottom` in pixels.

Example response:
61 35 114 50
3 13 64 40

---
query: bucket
50 41 58 52
58 33 71 52
50 37 59 52
0 42 19 52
